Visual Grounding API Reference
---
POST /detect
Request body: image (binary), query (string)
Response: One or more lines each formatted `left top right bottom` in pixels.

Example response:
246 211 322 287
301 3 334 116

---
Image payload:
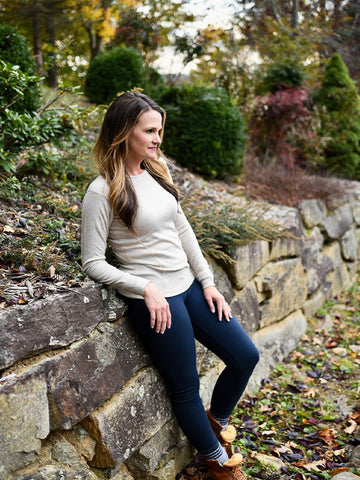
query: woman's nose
153 133 161 144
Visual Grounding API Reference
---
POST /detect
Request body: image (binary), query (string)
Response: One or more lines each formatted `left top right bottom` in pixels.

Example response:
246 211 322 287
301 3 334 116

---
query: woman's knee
249 343 260 370
230 340 260 374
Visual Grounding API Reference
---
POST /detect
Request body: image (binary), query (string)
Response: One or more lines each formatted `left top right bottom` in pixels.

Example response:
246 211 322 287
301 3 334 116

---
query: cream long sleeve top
81 169 215 299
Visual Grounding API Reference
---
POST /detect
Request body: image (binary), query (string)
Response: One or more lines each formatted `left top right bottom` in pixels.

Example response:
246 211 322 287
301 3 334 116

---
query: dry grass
239 158 348 207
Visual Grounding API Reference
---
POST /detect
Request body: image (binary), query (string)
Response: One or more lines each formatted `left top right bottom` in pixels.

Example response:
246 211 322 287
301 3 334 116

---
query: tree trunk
84 23 96 60
84 23 103 60
332 0 341 30
45 1 58 88
32 0 43 76
268 0 283 24
93 33 103 58
292 0 299 28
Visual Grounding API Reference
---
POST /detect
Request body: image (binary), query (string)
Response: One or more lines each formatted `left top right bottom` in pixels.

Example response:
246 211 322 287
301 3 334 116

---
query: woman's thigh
125 294 200 392
184 280 259 370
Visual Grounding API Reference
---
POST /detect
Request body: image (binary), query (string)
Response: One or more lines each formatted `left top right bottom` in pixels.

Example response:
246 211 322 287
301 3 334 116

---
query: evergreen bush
262 61 304 94
0 23 40 112
84 46 144 104
159 85 246 179
314 53 360 179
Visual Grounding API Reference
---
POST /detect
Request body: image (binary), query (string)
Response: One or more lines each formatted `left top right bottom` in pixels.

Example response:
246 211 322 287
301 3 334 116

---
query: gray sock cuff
211 413 230 428
202 443 229 464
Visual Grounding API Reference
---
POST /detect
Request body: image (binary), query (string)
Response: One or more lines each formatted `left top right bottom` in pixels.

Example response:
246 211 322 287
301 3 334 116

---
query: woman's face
127 109 163 164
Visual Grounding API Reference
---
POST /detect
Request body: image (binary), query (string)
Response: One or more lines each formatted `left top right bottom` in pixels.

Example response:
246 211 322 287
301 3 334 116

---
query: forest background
1 0 360 291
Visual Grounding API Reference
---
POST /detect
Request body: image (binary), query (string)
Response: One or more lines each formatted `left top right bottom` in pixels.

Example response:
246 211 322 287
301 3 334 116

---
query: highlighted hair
92 91 179 233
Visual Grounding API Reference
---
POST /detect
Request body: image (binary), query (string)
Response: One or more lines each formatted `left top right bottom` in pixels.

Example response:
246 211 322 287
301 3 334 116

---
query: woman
81 91 259 480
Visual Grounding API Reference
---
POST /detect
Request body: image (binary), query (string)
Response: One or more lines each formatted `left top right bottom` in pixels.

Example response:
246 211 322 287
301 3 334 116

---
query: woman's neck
126 160 145 176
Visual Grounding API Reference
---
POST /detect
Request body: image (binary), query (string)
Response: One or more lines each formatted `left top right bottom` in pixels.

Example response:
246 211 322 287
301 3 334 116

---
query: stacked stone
1 183 360 480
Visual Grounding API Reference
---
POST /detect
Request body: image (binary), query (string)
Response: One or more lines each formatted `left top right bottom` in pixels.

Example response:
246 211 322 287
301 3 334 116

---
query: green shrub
0 61 101 179
84 46 144 104
261 61 304 94
159 85 246 179
0 23 40 112
314 53 360 179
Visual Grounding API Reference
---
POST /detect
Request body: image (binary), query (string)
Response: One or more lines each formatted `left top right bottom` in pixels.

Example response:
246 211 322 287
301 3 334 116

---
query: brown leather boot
204 453 247 480
206 409 236 455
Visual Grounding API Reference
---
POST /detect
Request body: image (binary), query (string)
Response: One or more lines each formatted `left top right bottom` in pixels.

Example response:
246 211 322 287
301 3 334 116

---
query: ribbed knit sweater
81 170 215 299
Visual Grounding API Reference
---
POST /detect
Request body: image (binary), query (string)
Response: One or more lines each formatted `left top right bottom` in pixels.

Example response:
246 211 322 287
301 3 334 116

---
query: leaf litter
0 178 87 307
177 282 360 480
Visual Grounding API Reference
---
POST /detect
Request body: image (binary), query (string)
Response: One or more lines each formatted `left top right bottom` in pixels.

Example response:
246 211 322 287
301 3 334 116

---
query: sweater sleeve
174 205 215 289
81 190 149 296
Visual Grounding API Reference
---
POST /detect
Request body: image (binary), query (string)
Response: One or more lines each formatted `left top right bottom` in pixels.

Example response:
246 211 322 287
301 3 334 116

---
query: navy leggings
123 279 259 456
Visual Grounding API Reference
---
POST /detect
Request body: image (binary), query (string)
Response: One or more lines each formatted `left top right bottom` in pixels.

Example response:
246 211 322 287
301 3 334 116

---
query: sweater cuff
200 279 216 290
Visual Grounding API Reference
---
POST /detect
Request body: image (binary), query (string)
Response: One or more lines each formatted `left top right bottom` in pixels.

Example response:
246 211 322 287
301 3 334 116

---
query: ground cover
177 283 360 480
0 175 89 307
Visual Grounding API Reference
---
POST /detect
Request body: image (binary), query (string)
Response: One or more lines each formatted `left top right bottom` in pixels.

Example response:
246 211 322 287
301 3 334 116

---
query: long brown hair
92 91 179 233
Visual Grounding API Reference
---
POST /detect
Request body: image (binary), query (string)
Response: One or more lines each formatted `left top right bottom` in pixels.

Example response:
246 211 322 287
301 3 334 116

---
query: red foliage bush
248 87 314 168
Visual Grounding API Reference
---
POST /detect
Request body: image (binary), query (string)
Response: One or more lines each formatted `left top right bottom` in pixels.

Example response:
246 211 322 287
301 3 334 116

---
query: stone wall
2 184 360 480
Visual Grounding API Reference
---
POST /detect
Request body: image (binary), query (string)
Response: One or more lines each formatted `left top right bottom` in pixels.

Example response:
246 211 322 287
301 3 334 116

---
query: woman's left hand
203 286 232 322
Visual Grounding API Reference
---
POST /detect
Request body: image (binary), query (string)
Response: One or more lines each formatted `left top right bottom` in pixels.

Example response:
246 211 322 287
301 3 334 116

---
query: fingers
150 311 156 330
207 298 216 314
214 296 232 322
153 304 171 334
149 303 171 334
166 304 172 330
203 286 232 322
143 283 171 334
222 300 233 322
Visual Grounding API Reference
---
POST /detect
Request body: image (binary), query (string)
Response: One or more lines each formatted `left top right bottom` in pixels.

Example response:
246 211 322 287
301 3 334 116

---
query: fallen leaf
331 467 350 475
331 347 347 357
259 403 271 412
292 351 305 360
297 459 326 471
344 418 357 434
261 430 276 436
274 444 293 455
48 265 56 278
318 428 336 445
252 452 285 470
304 387 317 398
26 280 34 297
351 410 360 421
349 345 360 354
333 448 346 457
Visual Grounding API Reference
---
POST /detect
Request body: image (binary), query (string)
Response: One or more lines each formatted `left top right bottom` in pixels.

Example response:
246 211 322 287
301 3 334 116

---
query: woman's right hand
143 282 171 334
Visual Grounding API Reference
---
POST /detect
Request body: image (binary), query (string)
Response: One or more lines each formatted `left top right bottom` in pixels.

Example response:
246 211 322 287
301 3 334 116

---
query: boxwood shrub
262 61 304 93
159 85 246 179
0 22 39 113
84 46 144 104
